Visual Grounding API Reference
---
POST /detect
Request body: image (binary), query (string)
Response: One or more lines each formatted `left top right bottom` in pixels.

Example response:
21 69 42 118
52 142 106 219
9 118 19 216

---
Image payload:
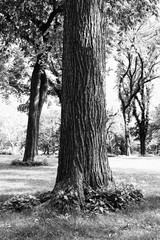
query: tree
147 104 160 154
116 19 160 155
21 3 63 162
132 84 152 155
0 0 158 162
52 0 113 205
0 0 63 162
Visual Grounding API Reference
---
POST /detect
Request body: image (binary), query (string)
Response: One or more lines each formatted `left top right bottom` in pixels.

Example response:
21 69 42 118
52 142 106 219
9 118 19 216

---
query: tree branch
29 1 64 34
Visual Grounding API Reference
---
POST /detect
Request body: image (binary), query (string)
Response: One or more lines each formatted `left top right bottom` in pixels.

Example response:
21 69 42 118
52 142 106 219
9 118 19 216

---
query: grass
0 154 160 239
0 155 57 196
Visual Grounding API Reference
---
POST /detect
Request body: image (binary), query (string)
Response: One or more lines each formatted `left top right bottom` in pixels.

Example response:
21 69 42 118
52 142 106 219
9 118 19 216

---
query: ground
0 154 160 239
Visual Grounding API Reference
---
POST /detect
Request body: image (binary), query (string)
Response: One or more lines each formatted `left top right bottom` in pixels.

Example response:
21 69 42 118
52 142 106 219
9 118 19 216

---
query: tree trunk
23 55 48 162
123 112 131 156
139 122 146 156
53 0 113 204
140 133 146 156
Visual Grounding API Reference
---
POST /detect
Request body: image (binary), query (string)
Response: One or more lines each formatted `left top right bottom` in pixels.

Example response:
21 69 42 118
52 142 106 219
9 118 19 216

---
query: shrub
50 184 144 214
0 184 143 214
1 195 40 212
0 150 13 155
11 159 48 167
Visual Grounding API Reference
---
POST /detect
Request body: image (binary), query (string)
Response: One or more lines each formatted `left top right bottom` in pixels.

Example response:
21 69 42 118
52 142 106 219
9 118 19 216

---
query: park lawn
0 155 57 200
0 155 160 239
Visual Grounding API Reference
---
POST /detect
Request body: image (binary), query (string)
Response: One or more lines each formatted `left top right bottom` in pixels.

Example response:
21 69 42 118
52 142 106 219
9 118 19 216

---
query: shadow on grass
123 195 160 215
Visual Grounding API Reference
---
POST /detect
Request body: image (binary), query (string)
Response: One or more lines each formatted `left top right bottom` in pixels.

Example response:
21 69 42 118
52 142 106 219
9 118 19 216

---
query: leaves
1 195 40 212
84 184 143 214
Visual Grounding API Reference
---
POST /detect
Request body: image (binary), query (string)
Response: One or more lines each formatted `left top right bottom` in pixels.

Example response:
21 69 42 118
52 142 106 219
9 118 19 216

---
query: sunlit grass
0 155 160 239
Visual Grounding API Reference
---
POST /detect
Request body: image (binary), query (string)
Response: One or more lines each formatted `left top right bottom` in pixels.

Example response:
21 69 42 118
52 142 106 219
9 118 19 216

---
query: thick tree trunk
53 0 113 203
23 55 48 162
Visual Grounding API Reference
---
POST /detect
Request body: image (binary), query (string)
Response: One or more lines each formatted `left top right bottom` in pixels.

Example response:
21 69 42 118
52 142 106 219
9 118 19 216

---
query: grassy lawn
0 154 160 239
0 155 57 198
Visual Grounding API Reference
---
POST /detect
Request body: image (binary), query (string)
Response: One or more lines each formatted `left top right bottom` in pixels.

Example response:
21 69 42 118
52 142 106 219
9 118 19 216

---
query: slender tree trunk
140 133 146 155
139 121 147 156
23 55 48 162
53 0 113 203
123 112 131 156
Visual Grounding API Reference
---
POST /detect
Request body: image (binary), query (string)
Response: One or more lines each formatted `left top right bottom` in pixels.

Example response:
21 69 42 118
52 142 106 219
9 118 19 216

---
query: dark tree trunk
53 0 113 203
139 119 147 156
23 55 48 162
133 85 150 156
140 132 146 156
123 111 131 156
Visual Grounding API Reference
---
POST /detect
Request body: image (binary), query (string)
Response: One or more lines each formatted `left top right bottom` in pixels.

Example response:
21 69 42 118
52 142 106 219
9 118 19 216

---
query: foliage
1 195 40 212
106 111 126 155
0 149 13 155
84 184 143 214
0 0 63 47
147 104 160 154
103 0 159 56
0 100 27 152
38 105 60 154
0 44 31 100
0 184 143 214
51 184 143 215
11 158 48 167
107 133 126 155
105 0 158 30
0 0 63 105
116 18 160 155
117 19 160 113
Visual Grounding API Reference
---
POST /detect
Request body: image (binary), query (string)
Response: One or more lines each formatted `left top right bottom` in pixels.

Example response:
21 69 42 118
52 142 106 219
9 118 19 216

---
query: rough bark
53 0 113 203
23 55 48 162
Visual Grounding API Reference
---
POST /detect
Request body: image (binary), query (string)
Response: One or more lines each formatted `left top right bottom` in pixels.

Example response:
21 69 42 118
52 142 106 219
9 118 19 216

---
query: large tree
52 0 113 205
0 0 63 162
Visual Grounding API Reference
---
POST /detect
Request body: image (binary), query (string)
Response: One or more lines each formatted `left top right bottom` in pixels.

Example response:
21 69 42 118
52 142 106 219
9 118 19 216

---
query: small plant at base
84 183 143 214
1 195 40 212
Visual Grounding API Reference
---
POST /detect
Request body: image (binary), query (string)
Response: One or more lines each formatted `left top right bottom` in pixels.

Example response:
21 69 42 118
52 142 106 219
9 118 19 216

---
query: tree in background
116 19 160 155
132 84 152 155
147 104 160 154
0 0 158 163
106 110 126 155
0 0 63 162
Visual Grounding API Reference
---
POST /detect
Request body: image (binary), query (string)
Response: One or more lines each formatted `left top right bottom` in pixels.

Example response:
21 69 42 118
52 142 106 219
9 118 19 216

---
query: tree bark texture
23 55 48 162
54 0 113 200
